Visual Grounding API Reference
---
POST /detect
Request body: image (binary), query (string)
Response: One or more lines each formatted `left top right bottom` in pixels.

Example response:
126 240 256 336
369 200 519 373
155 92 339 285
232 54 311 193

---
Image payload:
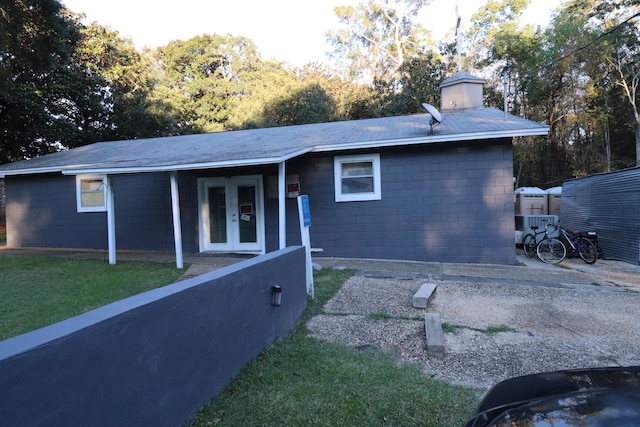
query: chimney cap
439 71 485 90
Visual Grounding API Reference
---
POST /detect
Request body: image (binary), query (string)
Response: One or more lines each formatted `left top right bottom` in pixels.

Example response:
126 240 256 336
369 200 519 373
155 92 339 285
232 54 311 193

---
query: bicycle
534 223 567 264
558 226 598 264
522 222 556 258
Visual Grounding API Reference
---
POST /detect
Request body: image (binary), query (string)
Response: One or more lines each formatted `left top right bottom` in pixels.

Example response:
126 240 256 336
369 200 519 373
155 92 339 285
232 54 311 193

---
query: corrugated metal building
562 167 640 264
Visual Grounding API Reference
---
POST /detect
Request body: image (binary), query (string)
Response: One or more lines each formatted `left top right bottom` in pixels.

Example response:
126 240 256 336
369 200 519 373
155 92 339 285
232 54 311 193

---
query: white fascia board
0 167 63 178
60 149 312 175
311 128 549 152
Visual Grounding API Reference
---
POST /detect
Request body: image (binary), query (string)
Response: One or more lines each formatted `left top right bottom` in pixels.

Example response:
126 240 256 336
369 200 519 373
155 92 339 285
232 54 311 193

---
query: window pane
342 177 374 194
342 162 373 177
81 192 104 207
81 180 103 191
208 187 227 244
237 185 257 243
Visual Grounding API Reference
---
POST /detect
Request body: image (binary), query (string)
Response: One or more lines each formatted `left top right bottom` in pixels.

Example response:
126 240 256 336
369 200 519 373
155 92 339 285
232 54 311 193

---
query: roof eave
312 128 549 152
0 166 63 178
60 148 312 175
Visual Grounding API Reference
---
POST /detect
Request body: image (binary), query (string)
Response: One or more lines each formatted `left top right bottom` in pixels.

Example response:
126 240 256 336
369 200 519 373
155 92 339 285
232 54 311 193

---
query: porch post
106 175 116 265
278 161 286 249
170 171 184 269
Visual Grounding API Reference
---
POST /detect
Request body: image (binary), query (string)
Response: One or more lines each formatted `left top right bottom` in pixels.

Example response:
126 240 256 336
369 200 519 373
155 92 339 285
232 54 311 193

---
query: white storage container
546 186 562 216
515 187 547 215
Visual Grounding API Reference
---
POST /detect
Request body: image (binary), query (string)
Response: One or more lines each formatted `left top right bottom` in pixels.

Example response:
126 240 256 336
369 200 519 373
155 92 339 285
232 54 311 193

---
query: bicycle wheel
522 234 537 258
536 238 566 264
577 237 597 264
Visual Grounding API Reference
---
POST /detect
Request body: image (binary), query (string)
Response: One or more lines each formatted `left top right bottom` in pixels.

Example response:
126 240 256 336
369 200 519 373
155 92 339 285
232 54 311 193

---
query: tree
327 0 433 87
154 34 263 133
0 0 110 163
78 23 180 140
600 5 640 165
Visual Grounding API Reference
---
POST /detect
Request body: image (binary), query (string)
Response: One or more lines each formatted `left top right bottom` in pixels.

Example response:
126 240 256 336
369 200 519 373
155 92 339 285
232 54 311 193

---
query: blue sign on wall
300 195 311 227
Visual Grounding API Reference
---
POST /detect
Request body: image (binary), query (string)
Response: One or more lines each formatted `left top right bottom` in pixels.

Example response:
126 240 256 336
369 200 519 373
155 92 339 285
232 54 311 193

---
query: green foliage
78 24 180 139
3 0 640 182
0 0 109 163
0 257 185 340
154 34 263 133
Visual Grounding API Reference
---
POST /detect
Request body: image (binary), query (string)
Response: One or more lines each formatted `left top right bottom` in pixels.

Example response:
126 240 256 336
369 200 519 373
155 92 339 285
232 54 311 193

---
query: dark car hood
466 366 640 427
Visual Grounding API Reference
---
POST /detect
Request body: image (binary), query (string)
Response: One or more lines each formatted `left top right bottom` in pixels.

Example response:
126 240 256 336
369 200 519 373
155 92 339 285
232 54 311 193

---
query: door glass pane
237 185 257 243
208 186 227 244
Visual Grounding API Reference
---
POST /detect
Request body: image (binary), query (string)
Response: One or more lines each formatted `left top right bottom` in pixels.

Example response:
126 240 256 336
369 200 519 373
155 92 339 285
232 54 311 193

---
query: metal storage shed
561 167 640 265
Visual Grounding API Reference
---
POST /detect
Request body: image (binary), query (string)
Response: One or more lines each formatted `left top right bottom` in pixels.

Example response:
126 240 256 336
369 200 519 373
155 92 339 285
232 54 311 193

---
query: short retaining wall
0 246 307 426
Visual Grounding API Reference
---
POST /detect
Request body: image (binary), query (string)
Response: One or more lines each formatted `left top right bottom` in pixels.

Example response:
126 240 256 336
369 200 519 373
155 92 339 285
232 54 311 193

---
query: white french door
198 176 265 253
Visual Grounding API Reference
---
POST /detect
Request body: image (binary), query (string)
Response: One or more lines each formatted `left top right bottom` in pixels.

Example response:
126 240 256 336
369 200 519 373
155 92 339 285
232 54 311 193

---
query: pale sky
61 0 561 67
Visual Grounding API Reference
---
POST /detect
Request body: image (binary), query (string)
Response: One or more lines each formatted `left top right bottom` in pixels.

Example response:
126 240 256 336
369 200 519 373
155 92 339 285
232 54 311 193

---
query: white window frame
76 174 107 212
334 153 381 202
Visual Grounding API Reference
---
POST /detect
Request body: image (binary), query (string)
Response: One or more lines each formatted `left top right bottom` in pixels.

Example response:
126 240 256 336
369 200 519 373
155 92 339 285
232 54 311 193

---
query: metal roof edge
59 149 312 175
311 128 549 152
0 166 63 178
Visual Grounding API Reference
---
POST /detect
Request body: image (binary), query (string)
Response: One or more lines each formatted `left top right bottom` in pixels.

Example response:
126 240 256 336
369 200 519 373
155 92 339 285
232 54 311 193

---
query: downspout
170 171 184 269
106 175 116 265
278 161 286 249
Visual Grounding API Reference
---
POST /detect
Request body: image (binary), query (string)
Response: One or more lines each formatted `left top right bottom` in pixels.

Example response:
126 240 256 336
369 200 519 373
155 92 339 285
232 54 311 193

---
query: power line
541 10 640 69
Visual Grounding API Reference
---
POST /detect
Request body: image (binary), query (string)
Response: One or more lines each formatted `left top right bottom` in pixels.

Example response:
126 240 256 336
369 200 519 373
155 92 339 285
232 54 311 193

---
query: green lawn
0 256 185 340
190 268 482 427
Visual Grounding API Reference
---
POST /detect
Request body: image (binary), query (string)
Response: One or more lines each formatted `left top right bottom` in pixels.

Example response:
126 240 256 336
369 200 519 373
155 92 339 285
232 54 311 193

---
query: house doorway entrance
198 176 265 253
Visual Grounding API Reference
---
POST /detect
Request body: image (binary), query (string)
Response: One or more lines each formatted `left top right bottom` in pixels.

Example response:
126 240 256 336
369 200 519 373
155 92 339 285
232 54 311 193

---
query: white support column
278 161 286 249
170 171 184 269
106 175 116 265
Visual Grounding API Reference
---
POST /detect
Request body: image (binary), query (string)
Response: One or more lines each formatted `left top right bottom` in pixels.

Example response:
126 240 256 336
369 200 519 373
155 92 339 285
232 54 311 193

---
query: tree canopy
1 0 640 189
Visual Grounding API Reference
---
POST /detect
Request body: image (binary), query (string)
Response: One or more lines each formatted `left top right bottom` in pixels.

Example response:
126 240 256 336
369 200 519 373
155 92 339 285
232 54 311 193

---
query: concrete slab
412 283 437 308
424 313 445 359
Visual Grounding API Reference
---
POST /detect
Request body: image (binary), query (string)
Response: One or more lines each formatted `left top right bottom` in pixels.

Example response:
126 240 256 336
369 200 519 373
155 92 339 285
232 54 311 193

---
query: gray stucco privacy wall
562 168 640 264
290 141 516 264
0 247 307 426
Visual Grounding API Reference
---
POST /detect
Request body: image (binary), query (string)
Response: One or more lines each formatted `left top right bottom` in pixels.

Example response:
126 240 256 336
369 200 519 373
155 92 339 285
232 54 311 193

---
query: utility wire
540 10 640 69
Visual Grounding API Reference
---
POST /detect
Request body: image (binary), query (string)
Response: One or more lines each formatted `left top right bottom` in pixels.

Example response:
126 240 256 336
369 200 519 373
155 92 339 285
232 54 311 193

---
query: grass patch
0 256 185 340
0 232 6 242
442 322 516 336
190 268 481 427
368 312 422 321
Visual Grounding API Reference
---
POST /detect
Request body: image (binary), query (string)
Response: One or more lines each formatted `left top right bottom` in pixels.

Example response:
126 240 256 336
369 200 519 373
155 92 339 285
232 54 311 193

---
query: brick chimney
439 72 485 111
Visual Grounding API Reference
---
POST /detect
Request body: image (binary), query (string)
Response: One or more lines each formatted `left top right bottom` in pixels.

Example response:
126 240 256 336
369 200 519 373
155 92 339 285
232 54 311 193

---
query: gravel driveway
308 257 640 390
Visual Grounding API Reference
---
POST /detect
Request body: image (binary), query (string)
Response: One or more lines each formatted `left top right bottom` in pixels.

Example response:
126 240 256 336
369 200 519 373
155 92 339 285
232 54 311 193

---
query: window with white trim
76 175 107 212
334 154 381 202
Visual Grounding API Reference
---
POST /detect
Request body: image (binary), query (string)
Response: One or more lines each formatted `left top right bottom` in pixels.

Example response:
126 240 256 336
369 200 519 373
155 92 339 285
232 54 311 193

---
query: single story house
561 167 640 265
0 72 549 266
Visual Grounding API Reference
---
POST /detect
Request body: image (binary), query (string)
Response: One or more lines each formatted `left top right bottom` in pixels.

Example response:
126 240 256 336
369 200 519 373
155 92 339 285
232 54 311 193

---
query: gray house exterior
0 73 549 265
562 167 640 265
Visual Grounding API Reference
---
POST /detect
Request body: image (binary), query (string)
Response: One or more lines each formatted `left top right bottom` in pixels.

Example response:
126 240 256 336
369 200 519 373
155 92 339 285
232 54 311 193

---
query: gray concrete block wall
0 247 307 426
294 141 515 264
5 140 515 264
113 173 175 251
6 174 108 248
